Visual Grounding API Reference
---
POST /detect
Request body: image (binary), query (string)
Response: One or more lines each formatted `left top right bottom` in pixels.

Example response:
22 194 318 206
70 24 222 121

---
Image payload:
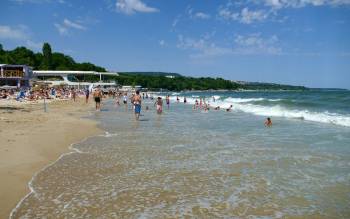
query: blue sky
1 0 350 89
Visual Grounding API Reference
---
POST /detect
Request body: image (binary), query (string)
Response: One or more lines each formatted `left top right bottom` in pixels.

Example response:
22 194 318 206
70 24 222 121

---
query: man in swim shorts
93 86 103 111
133 90 142 120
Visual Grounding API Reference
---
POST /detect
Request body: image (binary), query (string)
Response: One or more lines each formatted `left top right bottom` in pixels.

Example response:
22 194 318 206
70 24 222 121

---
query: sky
0 0 350 89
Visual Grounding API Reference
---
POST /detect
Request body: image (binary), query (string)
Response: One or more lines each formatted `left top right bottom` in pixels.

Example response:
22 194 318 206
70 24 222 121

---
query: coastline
0 98 103 219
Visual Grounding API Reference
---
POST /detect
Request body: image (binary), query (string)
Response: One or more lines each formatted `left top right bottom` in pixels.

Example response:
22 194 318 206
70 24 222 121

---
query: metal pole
44 97 47 112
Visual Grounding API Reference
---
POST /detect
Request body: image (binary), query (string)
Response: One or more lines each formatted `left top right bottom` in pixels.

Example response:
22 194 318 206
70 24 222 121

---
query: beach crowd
1 86 272 126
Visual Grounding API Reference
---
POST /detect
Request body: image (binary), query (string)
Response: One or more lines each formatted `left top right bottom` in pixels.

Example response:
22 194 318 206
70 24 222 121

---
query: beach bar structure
33 70 119 89
0 64 33 88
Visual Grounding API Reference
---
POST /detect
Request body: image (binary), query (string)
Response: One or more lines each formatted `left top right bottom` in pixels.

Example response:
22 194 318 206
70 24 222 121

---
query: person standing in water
133 90 142 120
155 97 163 114
184 97 187 104
123 92 128 110
166 95 170 109
93 86 103 111
265 117 272 127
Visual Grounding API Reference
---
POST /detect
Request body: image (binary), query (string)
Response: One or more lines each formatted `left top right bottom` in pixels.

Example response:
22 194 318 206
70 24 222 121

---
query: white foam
161 95 350 127
224 100 350 127
225 97 265 103
9 135 95 219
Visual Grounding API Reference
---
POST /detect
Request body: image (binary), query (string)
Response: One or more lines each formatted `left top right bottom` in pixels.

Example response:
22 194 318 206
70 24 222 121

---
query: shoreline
0 98 103 219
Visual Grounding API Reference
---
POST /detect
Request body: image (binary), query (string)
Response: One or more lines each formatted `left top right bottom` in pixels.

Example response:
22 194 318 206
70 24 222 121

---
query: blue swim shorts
135 104 141 114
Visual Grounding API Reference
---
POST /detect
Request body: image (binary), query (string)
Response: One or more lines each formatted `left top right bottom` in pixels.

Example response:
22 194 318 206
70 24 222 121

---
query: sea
11 90 350 219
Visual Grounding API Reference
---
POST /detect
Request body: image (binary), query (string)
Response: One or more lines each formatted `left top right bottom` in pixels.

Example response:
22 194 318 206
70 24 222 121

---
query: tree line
0 43 307 91
117 73 239 91
0 43 106 72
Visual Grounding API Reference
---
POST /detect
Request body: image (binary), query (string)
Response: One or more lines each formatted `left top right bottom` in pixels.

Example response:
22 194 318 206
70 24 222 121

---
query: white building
33 70 119 89
120 85 142 92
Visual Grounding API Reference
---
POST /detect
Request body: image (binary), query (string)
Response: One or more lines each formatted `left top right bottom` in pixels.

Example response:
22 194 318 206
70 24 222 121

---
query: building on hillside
0 64 33 88
33 70 119 89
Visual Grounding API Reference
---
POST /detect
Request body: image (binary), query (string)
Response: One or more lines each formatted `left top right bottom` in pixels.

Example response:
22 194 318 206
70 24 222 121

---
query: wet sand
0 98 102 219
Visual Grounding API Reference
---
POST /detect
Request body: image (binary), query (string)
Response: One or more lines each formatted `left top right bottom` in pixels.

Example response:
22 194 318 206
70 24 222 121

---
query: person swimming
226 105 233 112
265 117 272 127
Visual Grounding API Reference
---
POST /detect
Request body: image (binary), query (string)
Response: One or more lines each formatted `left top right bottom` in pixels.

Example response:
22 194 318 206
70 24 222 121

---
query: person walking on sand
133 90 142 120
85 88 90 104
155 97 163 114
93 86 103 111
71 88 76 102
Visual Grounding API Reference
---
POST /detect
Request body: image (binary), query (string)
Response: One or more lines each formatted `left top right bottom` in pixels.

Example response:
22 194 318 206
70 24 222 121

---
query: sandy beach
0 98 102 219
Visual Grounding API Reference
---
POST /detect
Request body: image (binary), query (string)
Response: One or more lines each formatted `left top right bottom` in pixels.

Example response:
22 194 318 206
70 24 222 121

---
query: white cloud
54 23 68 35
234 33 281 55
186 6 211 20
177 33 282 58
263 0 350 8
116 0 159 14
177 34 232 58
0 25 42 50
194 12 211 19
55 18 86 35
240 8 269 24
159 40 166 47
0 25 27 40
218 7 270 24
63 18 86 30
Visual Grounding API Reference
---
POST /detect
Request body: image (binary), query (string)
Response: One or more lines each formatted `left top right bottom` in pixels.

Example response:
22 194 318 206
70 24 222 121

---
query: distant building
33 70 119 89
120 85 142 92
0 64 33 88
166 75 175 79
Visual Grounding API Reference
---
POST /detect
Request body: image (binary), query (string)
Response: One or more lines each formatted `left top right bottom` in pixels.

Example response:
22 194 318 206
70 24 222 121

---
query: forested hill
119 72 181 77
0 43 309 91
0 43 106 72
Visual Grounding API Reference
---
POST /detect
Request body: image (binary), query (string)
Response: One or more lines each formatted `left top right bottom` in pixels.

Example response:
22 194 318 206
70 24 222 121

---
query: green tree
40 42 52 70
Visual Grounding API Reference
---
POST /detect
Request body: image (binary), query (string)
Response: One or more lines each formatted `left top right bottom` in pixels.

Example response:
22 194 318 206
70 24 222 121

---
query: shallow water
11 91 350 218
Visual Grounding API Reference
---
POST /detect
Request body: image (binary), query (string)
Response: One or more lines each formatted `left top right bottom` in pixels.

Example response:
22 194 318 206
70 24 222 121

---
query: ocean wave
225 97 265 103
217 100 350 127
180 96 350 127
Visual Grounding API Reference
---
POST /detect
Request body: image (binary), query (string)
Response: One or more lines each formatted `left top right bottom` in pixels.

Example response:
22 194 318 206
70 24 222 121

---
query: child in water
265 117 272 127
155 97 163 114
